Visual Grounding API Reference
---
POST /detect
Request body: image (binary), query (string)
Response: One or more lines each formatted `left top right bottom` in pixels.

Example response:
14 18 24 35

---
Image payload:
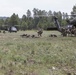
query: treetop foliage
0 5 76 30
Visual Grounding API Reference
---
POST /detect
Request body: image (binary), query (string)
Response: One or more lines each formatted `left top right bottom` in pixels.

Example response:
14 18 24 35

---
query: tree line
0 5 76 30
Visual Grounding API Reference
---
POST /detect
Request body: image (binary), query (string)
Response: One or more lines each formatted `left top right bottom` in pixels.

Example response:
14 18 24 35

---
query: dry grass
0 30 76 75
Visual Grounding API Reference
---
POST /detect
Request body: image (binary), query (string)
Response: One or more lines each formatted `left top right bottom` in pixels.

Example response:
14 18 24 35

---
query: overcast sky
0 0 76 18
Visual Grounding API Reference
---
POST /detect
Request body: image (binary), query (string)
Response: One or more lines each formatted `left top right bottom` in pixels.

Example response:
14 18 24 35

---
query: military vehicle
8 26 17 33
53 15 76 36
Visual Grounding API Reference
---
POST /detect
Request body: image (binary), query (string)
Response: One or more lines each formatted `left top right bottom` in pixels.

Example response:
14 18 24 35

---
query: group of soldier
61 26 76 37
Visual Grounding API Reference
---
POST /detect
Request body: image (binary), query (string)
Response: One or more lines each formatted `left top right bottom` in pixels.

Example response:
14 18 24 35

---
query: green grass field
0 30 76 75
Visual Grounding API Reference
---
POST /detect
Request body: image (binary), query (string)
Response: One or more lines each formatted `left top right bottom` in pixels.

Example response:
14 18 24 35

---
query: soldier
70 25 76 36
37 28 43 37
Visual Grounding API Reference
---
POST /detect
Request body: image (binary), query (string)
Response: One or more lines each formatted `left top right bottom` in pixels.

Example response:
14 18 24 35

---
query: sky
0 0 76 18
